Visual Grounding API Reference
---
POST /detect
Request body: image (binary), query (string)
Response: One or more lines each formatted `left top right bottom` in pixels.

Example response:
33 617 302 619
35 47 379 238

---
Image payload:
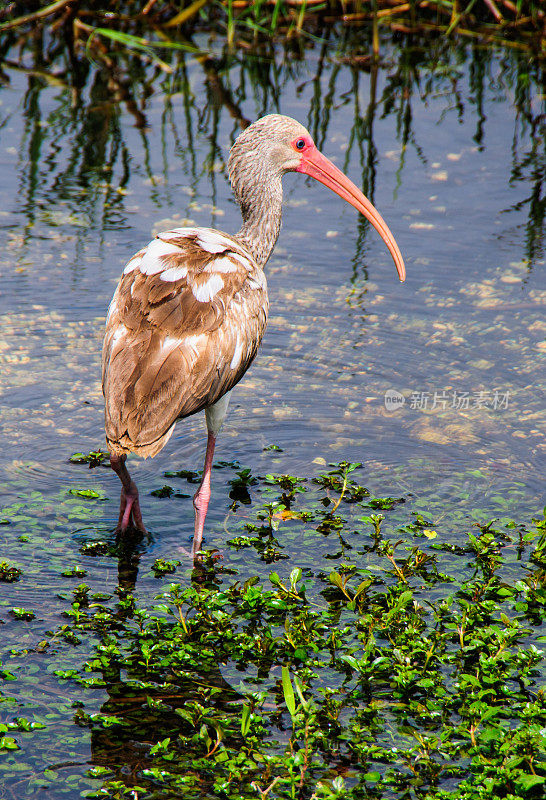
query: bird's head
229 115 312 176
229 114 405 282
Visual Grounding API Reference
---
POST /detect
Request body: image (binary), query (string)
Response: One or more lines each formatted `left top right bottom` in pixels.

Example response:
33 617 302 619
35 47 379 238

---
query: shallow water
0 32 544 797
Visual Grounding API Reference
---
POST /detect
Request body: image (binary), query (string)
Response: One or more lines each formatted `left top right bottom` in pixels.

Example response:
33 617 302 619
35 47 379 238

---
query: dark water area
0 29 544 797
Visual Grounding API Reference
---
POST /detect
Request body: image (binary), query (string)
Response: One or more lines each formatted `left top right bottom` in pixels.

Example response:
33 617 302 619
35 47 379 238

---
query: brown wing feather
102 230 268 458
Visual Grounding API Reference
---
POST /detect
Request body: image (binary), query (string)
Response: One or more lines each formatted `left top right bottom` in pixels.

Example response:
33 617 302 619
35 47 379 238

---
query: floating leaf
69 488 103 499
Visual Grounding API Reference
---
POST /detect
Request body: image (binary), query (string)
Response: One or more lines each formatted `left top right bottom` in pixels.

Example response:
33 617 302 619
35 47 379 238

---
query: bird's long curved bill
297 147 406 282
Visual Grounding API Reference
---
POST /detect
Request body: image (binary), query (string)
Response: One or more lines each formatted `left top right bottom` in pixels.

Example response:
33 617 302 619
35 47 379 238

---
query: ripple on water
0 46 543 600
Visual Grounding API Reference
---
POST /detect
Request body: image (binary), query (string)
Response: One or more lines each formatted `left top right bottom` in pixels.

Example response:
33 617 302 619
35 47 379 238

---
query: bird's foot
110 454 147 535
115 486 147 535
190 547 224 568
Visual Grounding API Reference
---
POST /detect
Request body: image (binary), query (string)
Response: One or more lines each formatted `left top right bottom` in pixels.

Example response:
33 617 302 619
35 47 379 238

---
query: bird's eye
295 138 306 150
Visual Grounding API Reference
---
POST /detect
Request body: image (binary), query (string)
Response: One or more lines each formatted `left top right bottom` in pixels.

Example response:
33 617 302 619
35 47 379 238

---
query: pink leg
110 454 146 534
192 431 217 558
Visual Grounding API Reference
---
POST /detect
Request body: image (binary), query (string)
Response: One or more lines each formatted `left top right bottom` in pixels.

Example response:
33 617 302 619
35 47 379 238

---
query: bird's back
102 228 268 458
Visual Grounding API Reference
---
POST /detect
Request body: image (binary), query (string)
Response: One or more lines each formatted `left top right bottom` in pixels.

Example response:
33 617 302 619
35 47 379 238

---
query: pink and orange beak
296 146 406 282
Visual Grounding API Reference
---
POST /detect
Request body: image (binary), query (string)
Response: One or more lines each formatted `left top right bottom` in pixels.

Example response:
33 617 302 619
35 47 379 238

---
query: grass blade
164 0 209 28
241 703 251 736
281 666 296 720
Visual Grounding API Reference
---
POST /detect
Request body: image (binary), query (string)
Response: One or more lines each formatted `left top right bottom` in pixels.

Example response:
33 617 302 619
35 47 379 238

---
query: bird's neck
234 174 283 267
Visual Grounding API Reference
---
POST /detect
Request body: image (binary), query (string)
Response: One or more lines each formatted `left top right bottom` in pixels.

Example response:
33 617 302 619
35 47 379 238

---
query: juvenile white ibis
102 114 405 556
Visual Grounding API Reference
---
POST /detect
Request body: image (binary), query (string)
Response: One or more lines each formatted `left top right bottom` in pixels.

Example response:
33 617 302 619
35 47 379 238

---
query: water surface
0 33 544 796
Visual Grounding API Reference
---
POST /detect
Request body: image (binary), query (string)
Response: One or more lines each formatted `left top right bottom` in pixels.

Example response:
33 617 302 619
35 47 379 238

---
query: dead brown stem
482 0 503 22
0 0 72 31
142 0 160 14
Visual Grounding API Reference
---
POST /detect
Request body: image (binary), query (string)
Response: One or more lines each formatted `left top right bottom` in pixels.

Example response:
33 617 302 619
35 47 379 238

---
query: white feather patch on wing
159 227 199 240
182 334 202 358
230 334 244 370
160 266 188 282
112 324 127 345
197 230 233 254
123 256 142 275
162 335 182 351
106 298 118 324
204 256 238 274
192 274 224 302
247 272 266 290
140 239 182 275
230 252 253 271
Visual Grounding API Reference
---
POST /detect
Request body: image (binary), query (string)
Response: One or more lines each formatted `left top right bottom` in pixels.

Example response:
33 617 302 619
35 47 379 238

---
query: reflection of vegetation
2 465 544 798
506 118 545 268
1 8 544 270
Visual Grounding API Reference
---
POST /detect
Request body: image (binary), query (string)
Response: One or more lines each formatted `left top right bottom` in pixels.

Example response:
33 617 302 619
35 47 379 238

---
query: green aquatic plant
9 607 36 621
69 450 109 467
0 560 22 582
151 557 182 577
1 465 543 799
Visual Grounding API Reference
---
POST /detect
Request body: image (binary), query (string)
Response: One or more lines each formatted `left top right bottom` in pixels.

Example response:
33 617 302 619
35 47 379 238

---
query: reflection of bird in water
102 114 405 557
